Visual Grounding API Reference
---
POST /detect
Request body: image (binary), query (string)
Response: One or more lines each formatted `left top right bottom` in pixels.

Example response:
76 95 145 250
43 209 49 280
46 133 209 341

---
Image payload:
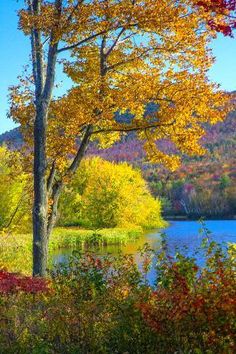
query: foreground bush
59 157 165 229
0 236 235 353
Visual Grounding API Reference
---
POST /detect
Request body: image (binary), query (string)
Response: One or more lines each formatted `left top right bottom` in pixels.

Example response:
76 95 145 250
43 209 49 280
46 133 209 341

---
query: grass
0 226 143 274
0 233 33 274
50 226 142 249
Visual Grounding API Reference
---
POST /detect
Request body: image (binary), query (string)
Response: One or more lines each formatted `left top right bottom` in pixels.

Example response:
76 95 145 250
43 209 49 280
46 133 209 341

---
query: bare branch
47 180 63 237
105 27 126 57
66 124 93 175
47 123 93 236
107 46 154 71
47 160 56 194
63 0 84 27
57 29 109 53
57 21 138 54
92 120 176 135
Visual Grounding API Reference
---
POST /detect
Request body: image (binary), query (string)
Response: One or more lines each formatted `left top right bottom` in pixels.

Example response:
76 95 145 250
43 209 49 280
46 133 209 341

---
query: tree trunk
33 102 48 277
32 115 92 277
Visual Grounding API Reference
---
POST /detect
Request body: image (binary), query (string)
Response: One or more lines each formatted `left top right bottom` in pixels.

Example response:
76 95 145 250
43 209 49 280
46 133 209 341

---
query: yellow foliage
0 146 31 232
60 157 165 229
9 0 232 177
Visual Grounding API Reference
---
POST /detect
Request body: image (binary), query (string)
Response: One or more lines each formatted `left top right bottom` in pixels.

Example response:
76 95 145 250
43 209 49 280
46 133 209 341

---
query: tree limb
92 120 176 135
66 124 93 176
47 160 56 194
57 29 110 53
46 124 93 236
105 27 126 57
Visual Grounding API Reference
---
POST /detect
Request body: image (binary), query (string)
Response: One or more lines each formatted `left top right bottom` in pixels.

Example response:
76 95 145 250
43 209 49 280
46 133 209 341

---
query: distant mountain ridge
0 127 22 148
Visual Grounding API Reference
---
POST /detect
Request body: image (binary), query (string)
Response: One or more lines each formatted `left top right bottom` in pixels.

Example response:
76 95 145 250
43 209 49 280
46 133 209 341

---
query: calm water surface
52 220 236 270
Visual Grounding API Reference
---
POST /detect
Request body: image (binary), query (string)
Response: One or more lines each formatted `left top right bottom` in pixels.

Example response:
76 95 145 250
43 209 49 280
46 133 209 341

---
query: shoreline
164 215 236 221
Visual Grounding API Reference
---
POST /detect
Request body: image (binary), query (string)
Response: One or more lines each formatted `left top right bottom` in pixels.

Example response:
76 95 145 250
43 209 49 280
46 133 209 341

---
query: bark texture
30 0 61 276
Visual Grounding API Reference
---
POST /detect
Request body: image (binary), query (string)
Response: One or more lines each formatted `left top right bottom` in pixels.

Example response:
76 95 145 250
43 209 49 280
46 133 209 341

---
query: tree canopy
8 0 232 275
11 0 230 172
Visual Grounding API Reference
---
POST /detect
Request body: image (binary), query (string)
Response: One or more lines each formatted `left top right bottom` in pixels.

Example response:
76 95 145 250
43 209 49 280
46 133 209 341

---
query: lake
52 220 236 274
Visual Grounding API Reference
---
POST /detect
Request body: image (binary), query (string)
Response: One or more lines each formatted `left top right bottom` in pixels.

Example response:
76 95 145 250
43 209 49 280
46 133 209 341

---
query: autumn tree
10 0 231 276
196 0 236 36
59 157 165 229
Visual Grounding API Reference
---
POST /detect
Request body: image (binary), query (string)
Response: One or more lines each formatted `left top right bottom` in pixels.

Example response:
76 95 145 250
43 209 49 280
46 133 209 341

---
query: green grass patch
50 226 142 250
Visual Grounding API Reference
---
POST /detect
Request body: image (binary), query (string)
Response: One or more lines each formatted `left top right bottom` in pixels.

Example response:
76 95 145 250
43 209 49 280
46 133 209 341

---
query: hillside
89 110 236 218
0 127 22 148
1 105 235 218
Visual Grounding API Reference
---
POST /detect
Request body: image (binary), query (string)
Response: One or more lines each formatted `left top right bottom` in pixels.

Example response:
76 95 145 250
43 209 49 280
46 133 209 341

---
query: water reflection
52 220 236 273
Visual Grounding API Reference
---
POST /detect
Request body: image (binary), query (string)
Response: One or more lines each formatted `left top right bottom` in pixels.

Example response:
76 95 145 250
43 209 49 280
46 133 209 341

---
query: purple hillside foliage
88 139 146 164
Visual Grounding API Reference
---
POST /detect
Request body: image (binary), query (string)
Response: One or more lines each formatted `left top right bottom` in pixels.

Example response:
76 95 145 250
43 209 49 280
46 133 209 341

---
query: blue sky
0 1 236 134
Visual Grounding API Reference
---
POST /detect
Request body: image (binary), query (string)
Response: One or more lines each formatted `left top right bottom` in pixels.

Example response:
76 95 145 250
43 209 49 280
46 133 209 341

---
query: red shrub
138 262 236 351
0 269 50 294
